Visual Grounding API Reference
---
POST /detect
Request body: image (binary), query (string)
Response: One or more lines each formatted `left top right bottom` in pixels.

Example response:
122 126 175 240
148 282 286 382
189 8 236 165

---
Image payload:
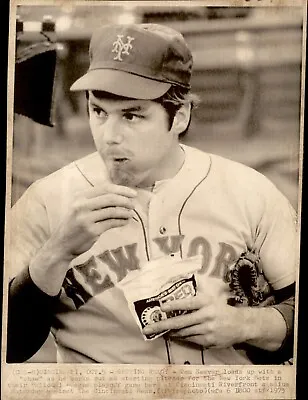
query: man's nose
103 115 123 144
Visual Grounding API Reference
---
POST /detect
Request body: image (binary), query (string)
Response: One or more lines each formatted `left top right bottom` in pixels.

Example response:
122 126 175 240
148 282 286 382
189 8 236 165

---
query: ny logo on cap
112 35 135 61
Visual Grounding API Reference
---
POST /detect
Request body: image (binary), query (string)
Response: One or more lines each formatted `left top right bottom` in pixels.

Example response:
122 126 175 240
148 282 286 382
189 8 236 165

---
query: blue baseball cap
70 23 193 99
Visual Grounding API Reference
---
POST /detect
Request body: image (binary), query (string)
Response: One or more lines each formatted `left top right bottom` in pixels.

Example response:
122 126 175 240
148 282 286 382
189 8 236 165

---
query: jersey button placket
159 226 167 235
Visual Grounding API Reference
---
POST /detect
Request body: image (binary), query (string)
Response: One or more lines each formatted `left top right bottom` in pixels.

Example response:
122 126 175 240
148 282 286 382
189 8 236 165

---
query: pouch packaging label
117 254 203 341
134 275 197 340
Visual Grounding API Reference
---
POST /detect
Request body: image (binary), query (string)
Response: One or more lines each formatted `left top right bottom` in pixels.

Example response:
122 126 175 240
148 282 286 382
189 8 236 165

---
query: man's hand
142 284 247 348
49 183 137 259
142 276 287 352
29 183 137 295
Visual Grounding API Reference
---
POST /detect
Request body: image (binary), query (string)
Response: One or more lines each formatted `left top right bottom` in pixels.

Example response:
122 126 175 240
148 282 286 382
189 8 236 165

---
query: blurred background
12 4 304 211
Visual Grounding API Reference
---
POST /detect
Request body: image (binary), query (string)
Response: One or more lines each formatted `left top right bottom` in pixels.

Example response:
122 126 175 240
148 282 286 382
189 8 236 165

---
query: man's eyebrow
121 105 148 113
88 99 104 108
88 100 149 112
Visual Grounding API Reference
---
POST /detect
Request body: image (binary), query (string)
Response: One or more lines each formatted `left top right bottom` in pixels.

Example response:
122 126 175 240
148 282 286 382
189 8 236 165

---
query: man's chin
109 169 137 188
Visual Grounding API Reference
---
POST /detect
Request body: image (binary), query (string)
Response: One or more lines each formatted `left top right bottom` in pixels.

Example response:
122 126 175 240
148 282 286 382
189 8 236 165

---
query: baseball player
7 23 297 364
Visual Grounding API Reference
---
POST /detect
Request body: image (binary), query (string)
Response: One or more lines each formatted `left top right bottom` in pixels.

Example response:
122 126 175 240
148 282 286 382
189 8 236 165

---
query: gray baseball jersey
9 145 297 364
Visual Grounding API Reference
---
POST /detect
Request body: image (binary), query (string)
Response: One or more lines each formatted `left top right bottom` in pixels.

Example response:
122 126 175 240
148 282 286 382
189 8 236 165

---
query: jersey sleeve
235 176 298 363
254 182 298 291
8 181 51 280
250 183 297 362
6 182 57 362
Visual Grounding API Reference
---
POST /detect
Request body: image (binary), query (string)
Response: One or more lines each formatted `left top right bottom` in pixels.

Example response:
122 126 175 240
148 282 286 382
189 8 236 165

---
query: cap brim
70 69 171 100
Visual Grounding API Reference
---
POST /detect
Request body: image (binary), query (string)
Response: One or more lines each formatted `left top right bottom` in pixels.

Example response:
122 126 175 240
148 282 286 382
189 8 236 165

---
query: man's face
88 91 180 188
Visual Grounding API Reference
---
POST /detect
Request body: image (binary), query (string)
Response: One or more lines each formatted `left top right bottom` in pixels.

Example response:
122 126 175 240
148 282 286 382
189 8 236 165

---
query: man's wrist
237 306 262 343
231 306 256 344
237 306 287 351
29 239 74 296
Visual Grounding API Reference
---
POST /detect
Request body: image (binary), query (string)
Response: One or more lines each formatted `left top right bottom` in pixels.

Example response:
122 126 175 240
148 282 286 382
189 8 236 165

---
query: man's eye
123 113 144 122
92 107 107 118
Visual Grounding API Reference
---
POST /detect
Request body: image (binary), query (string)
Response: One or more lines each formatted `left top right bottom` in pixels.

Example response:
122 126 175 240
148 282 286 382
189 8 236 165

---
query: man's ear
171 103 191 136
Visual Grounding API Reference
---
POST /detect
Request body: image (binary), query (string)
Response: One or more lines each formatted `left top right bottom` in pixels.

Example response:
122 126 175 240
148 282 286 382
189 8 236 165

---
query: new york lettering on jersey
63 233 239 309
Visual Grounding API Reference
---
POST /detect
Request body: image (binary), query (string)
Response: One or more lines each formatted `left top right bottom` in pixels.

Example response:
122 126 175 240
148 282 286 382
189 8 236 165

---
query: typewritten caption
3 364 295 399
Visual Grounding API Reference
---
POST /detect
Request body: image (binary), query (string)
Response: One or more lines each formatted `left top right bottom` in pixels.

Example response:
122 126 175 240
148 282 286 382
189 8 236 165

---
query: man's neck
138 144 185 189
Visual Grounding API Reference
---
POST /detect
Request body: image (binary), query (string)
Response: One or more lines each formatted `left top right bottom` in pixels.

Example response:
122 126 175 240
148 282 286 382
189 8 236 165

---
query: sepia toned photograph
2 0 306 398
